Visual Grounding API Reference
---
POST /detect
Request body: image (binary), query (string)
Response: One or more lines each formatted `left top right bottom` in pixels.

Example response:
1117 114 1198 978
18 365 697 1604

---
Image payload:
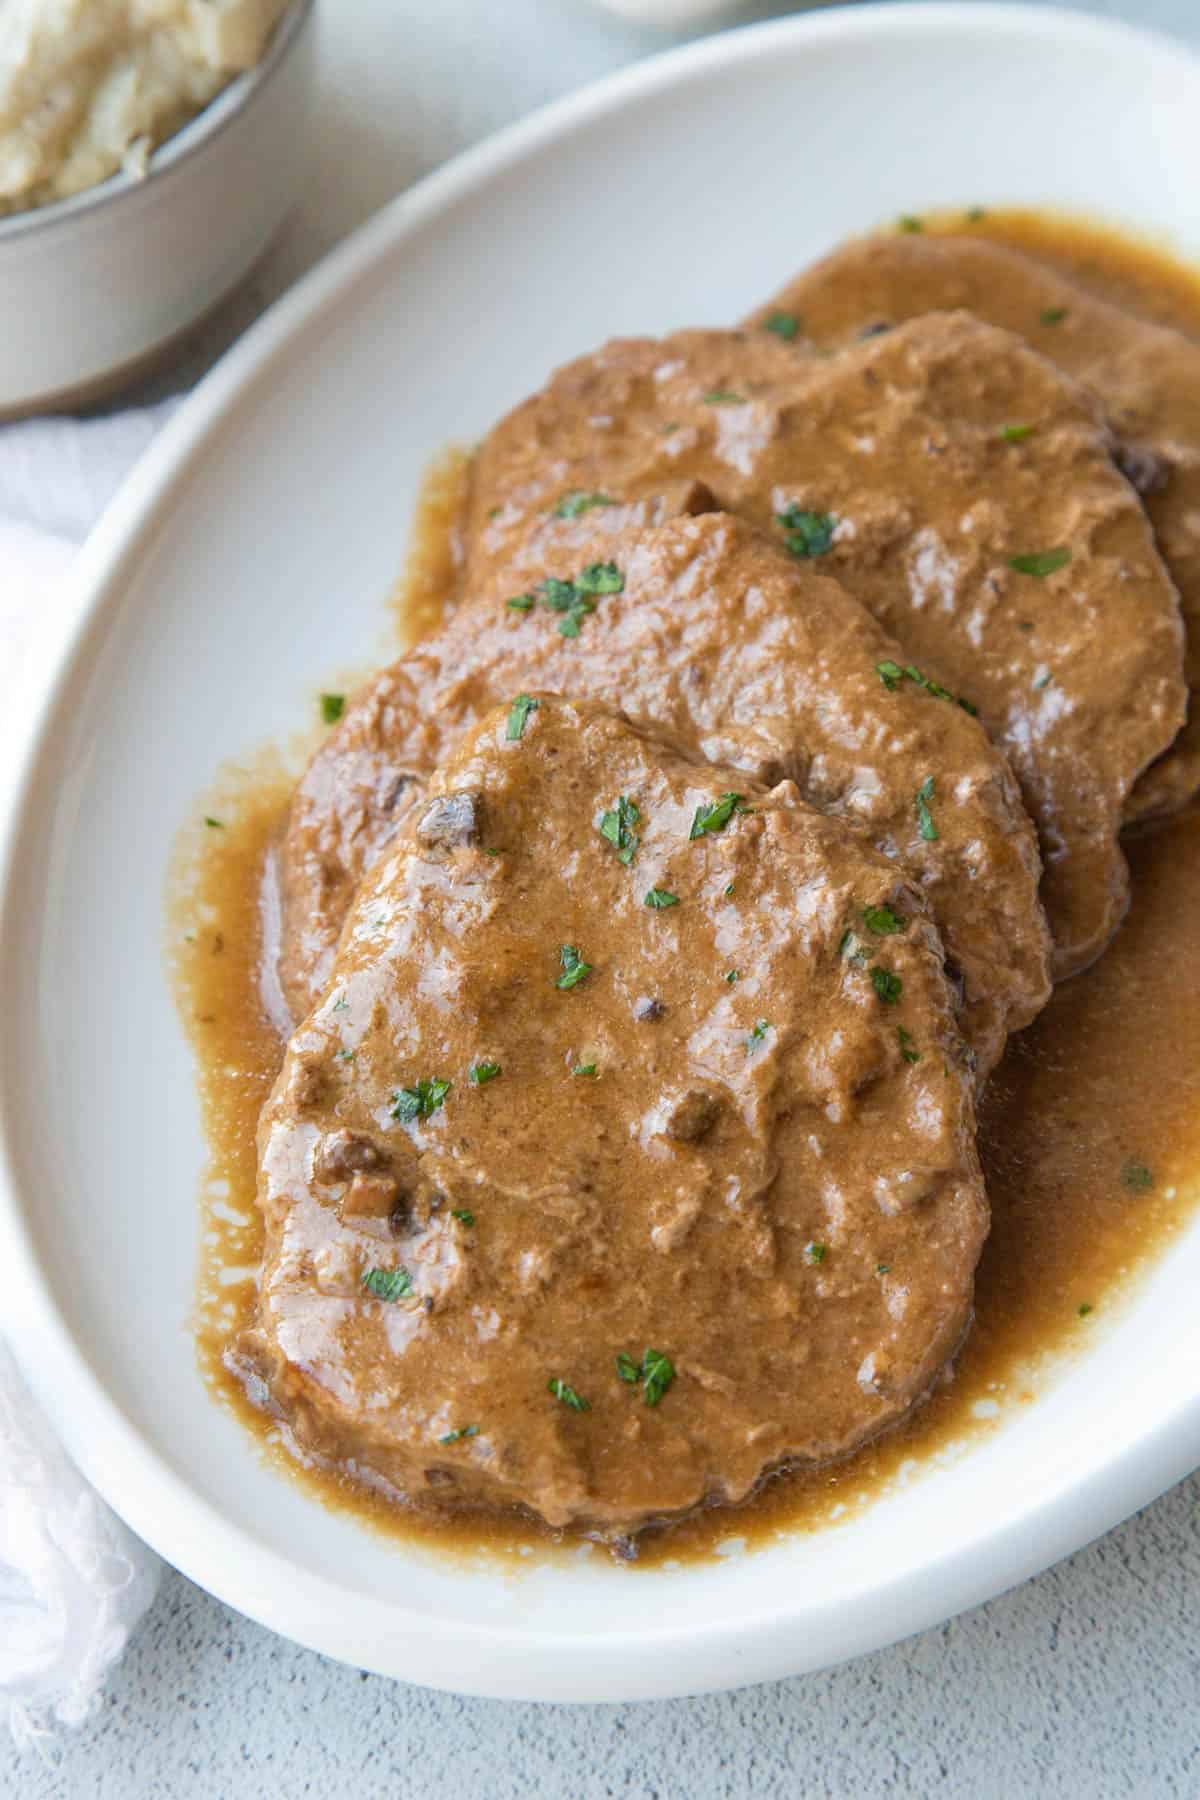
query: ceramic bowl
0 0 316 418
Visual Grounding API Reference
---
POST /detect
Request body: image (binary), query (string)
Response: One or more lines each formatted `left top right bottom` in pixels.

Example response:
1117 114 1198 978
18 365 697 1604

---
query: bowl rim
0 0 315 246
1 0 1199 1702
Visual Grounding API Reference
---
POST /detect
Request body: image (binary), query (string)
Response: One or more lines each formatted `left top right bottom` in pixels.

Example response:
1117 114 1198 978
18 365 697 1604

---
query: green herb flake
548 1378 590 1413
898 214 923 233
512 562 625 637
574 561 624 596
572 1063 598 1078
204 816 224 829
644 888 679 909
776 503 836 560
746 1019 771 1054
615 1348 675 1406
451 1209 475 1227
804 1240 827 1265
320 692 345 725
598 794 641 866
1121 1158 1154 1193
725 969 739 985
870 967 903 1006
876 1262 891 1275
439 1424 479 1444
703 389 746 404
1040 306 1068 326
391 1077 452 1123
966 206 988 222
469 1061 501 1087
915 774 938 843
553 491 615 519
764 311 800 341
506 693 539 741
864 903 906 936
897 1026 921 1065
723 883 735 898
1034 671 1053 691
1009 548 1072 578
689 791 745 840
1077 1302 1093 1318
1001 423 1034 444
875 659 977 715
362 1266 415 1303
556 944 593 991
335 1048 355 1063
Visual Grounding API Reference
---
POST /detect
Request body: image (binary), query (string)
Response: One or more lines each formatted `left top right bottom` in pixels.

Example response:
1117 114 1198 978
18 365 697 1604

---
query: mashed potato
0 0 291 216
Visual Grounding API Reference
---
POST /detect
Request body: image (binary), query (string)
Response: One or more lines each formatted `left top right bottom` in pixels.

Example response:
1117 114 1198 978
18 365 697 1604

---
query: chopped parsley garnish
1040 306 1068 326
575 561 624 596
556 945 593 990
966 206 988 222
644 888 679 909
1121 1158 1154 1193
469 1061 501 1086
439 1424 479 1444
362 1267 414 1302
572 1063 598 1077
764 311 800 341
1077 1302 1093 1318
616 1348 675 1407
1001 423 1034 444
898 214 923 233
915 774 938 842
1009 548 1071 578
876 1262 891 1275
746 1019 771 1054
204 816 223 829
554 491 615 518
703 389 746 404
548 1378 590 1413
863 903 906 936
335 1048 355 1063
870 967 903 1006
508 562 624 637
725 969 739 985
391 1077 452 1123
689 791 745 840
876 660 977 714
776 503 836 560
803 1241 827 1265
723 883 736 898
320 693 345 725
598 795 641 865
1034 671 1053 691
451 1209 475 1226
506 693 539 740
897 1026 921 1065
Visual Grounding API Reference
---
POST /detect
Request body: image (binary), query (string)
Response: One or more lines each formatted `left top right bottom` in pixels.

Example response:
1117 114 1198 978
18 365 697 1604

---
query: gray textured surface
7 1 1200 1794
9 1473 1200 1797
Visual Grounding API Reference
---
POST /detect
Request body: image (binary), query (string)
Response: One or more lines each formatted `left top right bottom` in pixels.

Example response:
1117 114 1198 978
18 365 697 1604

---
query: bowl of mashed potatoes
0 0 315 415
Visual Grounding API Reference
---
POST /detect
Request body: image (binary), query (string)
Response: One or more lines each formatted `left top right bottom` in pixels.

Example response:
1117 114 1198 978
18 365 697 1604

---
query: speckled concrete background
5 2 1200 1794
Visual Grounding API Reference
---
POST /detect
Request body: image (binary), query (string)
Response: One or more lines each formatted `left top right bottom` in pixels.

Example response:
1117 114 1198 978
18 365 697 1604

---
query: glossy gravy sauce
175 213 1200 1568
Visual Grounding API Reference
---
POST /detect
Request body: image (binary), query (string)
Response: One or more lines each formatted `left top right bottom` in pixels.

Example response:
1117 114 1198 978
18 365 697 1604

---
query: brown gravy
175 213 1200 1568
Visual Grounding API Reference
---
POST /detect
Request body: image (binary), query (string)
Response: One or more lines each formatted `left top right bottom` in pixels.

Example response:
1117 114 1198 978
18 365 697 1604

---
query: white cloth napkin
0 399 179 1749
